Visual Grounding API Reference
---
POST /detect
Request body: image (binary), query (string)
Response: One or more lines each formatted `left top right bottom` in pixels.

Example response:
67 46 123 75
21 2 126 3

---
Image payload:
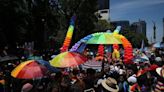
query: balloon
60 16 76 52
70 34 93 51
121 37 133 64
112 49 120 59
95 56 104 61
98 44 104 57
113 26 121 34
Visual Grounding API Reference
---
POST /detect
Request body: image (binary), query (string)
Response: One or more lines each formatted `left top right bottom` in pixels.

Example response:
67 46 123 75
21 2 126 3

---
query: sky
110 0 164 43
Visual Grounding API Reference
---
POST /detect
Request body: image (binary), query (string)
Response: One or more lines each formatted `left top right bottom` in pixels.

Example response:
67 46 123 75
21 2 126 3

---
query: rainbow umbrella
36 60 60 73
86 33 122 44
11 60 47 79
50 52 88 68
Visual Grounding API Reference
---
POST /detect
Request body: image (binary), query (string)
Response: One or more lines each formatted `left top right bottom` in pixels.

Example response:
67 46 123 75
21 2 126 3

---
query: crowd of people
0 45 163 92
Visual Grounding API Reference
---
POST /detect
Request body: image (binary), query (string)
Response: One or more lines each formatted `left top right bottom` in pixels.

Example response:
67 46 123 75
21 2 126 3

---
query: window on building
100 10 108 13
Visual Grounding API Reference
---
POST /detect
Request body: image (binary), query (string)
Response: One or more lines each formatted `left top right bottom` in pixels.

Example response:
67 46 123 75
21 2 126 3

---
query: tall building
163 18 164 38
131 20 147 37
97 0 110 21
110 20 130 30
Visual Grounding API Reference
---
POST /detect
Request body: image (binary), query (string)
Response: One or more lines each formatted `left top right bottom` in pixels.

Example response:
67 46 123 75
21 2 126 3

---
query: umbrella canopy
11 60 47 79
27 55 42 60
153 42 164 48
86 33 122 44
133 53 149 63
133 58 149 63
36 60 60 73
50 52 88 68
0 56 18 62
153 42 161 48
81 60 108 71
140 54 149 61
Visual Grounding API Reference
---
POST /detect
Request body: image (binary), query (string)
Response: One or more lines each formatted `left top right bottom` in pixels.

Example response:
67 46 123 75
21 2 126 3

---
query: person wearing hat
123 75 141 92
101 77 119 92
154 65 164 92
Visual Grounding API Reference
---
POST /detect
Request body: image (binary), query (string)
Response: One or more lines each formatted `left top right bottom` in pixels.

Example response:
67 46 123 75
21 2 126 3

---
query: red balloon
98 44 104 56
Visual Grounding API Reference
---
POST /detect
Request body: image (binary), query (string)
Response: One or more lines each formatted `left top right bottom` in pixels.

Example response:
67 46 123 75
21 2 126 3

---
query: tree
121 28 148 48
94 20 114 32
52 0 99 48
0 0 30 48
0 0 99 50
29 0 60 49
0 0 60 50
75 0 98 41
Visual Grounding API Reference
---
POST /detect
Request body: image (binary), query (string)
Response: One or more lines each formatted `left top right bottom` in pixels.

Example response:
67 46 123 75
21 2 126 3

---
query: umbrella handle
101 60 104 72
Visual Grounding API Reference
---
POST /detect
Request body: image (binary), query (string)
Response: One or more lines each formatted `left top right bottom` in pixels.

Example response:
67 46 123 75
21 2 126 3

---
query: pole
163 18 164 42
152 21 156 43
108 0 110 23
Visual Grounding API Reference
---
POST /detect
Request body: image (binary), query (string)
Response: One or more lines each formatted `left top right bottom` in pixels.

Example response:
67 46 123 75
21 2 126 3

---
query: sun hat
156 66 164 78
101 77 119 92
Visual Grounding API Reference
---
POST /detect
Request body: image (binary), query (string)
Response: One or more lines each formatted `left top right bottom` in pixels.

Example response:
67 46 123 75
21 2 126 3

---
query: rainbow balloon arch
70 27 134 65
59 16 133 65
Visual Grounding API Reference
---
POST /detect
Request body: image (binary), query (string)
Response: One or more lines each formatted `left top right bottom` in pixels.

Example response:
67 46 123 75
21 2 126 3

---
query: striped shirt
154 81 164 92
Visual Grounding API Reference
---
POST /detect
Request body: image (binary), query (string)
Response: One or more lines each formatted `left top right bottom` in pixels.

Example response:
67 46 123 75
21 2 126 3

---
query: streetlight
152 21 156 43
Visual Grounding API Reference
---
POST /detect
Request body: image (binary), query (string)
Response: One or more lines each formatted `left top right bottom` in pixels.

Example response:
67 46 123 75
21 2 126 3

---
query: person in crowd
47 72 63 92
21 82 33 92
0 69 5 92
101 77 119 92
83 68 96 91
123 75 140 92
69 68 85 92
117 71 126 92
153 65 164 92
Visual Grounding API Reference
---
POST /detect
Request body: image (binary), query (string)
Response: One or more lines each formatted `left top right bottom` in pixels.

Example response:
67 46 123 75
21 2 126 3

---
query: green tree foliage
30 0 60 49
75 0 98 42
120 28 148 48
55 0 98 47
0 0 60 49
0 0 29 47
94 20 114 32
1 0 147 50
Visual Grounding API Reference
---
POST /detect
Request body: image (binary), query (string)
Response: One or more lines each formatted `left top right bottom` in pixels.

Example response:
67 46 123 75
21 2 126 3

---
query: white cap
127 76 137 83
155 57 162 62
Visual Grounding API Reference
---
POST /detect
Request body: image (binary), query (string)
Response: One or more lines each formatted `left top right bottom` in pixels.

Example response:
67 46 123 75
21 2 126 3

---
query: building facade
131 20 147 37
110 20 130 31
163 18 164 38
97 0 110 21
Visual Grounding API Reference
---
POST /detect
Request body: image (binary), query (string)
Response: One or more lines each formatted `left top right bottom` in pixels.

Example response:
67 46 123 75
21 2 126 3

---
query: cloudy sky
110 0 164 43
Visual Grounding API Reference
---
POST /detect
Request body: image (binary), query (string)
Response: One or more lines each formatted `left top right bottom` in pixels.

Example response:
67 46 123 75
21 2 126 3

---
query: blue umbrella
153 42 163 48
27 55 42 60
36 60 60 73
133 57 149 63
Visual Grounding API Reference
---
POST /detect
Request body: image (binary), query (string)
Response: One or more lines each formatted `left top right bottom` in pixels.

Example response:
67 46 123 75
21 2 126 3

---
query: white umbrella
153 42 162 48
82 60 108 71
141 54 149 61
133 53 149 63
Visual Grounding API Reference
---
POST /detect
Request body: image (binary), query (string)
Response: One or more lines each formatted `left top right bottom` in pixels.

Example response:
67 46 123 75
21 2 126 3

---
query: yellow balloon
112 49 120 59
